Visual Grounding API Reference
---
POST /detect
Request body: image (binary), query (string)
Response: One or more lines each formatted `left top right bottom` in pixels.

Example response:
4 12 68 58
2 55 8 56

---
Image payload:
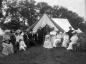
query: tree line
0 0 85 33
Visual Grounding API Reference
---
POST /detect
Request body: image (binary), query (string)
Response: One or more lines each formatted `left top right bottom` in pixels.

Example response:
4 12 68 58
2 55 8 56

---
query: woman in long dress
43 33 53 49
2 40 14 55
19 39 27 51
53 32 62 47
62 32 69 48
67 32 78 50
15 31 24 52
50 30 57 47
2 33 14 55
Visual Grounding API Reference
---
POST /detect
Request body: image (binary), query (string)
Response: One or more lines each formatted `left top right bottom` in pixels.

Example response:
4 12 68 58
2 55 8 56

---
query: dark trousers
14 42 19 53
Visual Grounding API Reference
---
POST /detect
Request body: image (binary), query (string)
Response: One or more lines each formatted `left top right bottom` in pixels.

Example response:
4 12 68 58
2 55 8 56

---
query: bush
78 33 86 51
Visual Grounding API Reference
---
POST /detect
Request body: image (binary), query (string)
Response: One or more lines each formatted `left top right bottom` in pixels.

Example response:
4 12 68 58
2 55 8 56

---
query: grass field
0 33 86 64
0 46 86 64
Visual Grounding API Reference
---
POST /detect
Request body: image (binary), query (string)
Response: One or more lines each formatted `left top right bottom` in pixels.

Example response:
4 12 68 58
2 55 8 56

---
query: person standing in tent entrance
67 27 74 39
67 31 78 50
10 30 16 53
37 27 43 45
43 32 53 49
62 32 69 48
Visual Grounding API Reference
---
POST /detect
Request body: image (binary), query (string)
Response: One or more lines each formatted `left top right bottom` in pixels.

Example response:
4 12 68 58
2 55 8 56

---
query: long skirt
19 41 27 51
62 39 69 48
67 41 76 50
43 40 53 49
53 39 61 47
2 43 14 55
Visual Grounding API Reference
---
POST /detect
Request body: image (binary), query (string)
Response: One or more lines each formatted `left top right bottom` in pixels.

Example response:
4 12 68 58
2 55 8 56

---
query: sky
35 0 86 20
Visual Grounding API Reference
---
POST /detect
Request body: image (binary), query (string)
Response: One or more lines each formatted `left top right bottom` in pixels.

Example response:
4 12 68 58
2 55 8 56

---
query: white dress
19 40 27 51
53 34 62 47
2 42 14 55
16 35 20 42
67 34 78 50
16 34 24 43
43 34 53 49
62 34 69 48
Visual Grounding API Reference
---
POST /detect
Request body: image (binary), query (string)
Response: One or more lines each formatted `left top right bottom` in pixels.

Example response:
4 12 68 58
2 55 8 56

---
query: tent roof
52 18 83 33
27 14 82 33
52 18 72 32
32 14 64 33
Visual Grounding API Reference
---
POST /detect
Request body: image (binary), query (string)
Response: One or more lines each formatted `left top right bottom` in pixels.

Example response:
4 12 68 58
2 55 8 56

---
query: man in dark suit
67 27 74 39
23 31 30 48
10 30 16 53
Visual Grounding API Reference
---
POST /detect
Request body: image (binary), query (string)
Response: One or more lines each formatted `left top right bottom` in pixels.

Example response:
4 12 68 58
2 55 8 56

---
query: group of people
2 30 27 56
1 26 48 56
43 27 79 50
1 26 79 56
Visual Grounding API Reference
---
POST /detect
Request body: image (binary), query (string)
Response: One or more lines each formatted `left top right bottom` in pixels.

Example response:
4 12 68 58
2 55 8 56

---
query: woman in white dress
50 30 57 47
19 39 27 51
16 31 27 51
53 32 63 47
43 33 53 49
62 32 69 48
15 31 25 52
67 32 78 50
2 40 14 55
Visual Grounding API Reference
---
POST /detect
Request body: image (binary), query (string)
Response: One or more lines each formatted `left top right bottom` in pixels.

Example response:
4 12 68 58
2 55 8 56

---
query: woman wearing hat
43 32 53 49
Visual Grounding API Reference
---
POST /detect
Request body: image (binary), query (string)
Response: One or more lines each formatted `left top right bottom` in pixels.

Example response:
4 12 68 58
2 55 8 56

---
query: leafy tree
0 0 37 30
0 0 3 18
36 2 52 15
0 0 85 33
18 0 38 26
0 0 2 7
36 2 49 9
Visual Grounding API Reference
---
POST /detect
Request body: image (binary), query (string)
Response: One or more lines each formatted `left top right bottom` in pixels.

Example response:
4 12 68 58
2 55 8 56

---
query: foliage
0 0 85 33
0 0 38 30
19 1 37 25
78 33 86 50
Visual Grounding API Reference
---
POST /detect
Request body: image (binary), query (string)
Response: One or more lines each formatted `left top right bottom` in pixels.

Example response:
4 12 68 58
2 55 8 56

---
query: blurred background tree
0 0 85 33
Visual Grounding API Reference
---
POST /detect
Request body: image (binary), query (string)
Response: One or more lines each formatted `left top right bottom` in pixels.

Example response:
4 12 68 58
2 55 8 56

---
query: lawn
0 46 86 64
0 33 86 64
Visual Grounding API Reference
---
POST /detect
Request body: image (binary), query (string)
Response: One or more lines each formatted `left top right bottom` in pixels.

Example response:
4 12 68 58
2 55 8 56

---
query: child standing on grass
19 39 27 51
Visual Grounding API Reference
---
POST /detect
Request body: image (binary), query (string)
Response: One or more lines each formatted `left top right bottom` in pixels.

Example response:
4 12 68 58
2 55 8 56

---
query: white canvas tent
32 14 64 33
52 18 72 32
52 18 82 33
32 14 82 33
